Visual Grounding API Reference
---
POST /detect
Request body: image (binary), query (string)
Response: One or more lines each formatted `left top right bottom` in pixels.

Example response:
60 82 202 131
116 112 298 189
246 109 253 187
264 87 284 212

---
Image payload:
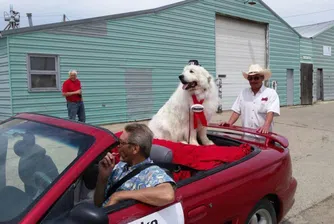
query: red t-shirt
62 79 82 102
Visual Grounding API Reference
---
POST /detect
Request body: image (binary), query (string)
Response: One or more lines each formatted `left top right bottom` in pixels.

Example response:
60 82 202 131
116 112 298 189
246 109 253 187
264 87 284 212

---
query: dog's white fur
148 64 218 145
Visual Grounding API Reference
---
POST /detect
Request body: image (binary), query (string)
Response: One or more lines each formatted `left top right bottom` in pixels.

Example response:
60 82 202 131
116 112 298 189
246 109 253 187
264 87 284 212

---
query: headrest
150 144 173 163
13 139 46 158
22 133 35 146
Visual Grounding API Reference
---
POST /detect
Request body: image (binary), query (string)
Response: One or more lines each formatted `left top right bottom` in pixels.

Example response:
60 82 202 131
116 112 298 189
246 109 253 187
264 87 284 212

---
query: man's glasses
247 76 263 81
118 140 136 148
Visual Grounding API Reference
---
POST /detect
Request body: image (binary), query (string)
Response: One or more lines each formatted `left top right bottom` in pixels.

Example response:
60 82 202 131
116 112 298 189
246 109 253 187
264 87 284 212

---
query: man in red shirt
62 70 86 122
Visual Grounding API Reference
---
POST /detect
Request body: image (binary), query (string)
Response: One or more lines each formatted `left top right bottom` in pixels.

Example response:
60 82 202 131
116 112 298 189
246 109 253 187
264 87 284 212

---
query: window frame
26 54 61 92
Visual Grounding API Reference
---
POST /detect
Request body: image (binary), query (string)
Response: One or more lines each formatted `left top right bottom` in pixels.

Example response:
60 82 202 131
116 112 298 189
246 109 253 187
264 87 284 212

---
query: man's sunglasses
247 76 263 81
118 140 136 147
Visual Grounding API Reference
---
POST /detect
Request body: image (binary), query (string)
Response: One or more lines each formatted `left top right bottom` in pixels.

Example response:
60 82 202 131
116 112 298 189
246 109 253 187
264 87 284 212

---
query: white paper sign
302 56 312 60
323 46 332 56
128 202 184 224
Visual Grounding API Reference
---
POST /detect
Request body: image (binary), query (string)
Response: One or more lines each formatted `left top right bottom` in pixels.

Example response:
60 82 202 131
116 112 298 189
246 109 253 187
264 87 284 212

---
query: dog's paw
180 140 189 144
189 140 200 146
202 139 215 145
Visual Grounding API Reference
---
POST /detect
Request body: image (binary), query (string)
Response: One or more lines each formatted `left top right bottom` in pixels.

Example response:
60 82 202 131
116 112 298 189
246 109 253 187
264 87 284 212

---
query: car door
105 171 236 224
105 199 185 224
175 165 255 224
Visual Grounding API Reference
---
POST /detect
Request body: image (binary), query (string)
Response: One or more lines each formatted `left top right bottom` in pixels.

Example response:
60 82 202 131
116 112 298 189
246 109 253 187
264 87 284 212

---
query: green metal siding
7 0 301 125
300 38 313 64
0 38 11 121
8 33 127 124
313 26 334 101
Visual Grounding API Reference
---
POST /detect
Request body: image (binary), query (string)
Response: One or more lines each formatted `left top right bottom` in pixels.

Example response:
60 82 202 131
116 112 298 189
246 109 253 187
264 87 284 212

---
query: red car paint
7 113 296 224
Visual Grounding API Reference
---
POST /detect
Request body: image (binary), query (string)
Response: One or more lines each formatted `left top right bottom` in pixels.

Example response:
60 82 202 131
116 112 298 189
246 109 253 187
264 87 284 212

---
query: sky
0 0 334 30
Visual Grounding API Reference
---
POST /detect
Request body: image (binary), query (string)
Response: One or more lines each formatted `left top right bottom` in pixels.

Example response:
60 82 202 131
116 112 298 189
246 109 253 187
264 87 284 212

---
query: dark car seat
150 144 173 177
0 186 32 222
13 133 59 198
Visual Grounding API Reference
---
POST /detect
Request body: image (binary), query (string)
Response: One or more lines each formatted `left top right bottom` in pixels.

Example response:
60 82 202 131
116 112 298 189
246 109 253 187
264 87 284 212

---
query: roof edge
293 20 334 38
293 20 334 29
313 25 334 38
0 0 199 37
258 0 302 38
0 0 303 39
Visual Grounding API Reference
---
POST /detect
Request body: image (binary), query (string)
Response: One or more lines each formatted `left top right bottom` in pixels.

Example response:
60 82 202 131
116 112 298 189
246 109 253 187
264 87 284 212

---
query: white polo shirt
231 85 280 131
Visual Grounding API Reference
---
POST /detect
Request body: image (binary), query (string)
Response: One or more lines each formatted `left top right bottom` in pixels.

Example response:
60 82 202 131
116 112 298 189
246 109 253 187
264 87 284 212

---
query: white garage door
215 16 267 110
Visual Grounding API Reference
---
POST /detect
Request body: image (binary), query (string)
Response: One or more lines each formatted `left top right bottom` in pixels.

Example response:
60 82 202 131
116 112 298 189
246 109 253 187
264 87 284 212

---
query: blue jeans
67 101 86 123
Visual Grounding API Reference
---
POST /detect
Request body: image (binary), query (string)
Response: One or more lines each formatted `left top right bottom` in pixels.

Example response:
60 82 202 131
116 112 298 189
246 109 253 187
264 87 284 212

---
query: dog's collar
192 95 204 105
191 95 207 129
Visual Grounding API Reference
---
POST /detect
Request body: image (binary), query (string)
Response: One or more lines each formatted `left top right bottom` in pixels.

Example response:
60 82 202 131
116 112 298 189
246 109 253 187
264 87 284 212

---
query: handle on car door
187 205 208 223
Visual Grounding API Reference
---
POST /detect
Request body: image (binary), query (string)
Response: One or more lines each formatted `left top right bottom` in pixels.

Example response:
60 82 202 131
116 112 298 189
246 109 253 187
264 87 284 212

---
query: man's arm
94 152 117 207
62 89 81 97
264 112 274 127
257 91 280 133
105 183 175 207
62 80 82 97
257 112 274 134
94 176 109 207
227 111 240 125
223 92 242 125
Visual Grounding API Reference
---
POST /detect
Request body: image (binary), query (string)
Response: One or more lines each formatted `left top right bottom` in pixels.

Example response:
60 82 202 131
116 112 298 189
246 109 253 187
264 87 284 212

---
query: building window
27 54 60 92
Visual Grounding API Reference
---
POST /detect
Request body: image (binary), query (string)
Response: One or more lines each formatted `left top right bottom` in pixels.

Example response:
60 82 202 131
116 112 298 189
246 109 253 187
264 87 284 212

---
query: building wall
300 38 313 64
313 26 334 101
0 38 11 121
7 0 301 125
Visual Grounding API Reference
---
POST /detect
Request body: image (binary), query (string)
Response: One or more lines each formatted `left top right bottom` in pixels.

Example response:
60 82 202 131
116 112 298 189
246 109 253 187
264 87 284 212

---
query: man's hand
257 112 274 134
98 152 117 181
257 124 270 134
62 89 81 97
220 122 231 127
104 191 123 207
94 152 118 207
221 112 240 127
74 89 82 95
103 183 175 208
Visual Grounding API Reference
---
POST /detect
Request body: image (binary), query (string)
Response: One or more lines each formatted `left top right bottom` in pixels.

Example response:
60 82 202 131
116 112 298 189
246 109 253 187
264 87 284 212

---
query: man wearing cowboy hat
223 64 280 134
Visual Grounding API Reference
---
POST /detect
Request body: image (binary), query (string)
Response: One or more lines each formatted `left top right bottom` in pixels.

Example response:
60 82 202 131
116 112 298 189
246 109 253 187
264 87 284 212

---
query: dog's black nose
179 75 184 80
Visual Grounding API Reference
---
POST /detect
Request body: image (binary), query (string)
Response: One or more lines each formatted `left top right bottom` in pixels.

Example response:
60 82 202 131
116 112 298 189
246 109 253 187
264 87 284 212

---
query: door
215 15 267 110
300 63 313 105
286 69 294 106
316 68 324 101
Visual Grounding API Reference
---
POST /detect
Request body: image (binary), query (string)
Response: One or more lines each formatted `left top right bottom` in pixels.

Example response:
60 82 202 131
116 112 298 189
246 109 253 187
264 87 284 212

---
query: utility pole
63 14 66 22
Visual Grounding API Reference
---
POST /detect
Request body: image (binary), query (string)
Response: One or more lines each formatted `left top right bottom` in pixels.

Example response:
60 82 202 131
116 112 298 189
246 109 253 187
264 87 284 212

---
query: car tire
246 198 277 224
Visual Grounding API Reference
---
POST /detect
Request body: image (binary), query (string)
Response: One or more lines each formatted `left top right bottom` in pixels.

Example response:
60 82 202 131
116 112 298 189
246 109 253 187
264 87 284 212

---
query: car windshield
0 118 95 223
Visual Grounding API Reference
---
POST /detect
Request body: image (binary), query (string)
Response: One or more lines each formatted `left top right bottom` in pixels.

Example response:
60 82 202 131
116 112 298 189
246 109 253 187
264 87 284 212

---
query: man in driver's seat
94 123 176 208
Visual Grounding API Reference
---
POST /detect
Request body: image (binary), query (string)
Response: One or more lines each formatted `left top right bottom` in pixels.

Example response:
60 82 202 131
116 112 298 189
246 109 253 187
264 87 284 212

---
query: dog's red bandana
192 95 208 129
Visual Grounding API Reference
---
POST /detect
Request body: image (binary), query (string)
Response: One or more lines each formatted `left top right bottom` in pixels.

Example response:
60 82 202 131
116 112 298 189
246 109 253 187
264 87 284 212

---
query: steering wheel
32 171 52 199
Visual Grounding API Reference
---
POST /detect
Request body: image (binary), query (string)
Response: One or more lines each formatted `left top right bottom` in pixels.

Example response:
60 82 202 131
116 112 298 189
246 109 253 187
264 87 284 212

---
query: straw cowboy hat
242 64 272 80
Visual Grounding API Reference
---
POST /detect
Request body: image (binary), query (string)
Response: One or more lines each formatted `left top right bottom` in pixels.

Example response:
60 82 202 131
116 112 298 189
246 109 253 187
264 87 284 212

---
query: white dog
148 62 218 145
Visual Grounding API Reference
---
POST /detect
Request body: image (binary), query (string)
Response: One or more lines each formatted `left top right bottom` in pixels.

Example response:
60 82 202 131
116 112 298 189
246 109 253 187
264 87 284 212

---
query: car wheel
246 199 277 224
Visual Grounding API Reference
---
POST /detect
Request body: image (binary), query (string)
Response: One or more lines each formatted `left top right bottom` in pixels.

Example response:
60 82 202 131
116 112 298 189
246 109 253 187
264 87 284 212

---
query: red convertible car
0 113 296 224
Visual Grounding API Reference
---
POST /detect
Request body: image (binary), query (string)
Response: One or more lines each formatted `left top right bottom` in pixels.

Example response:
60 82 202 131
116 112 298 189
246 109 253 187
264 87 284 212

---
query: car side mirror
66 202 108 224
